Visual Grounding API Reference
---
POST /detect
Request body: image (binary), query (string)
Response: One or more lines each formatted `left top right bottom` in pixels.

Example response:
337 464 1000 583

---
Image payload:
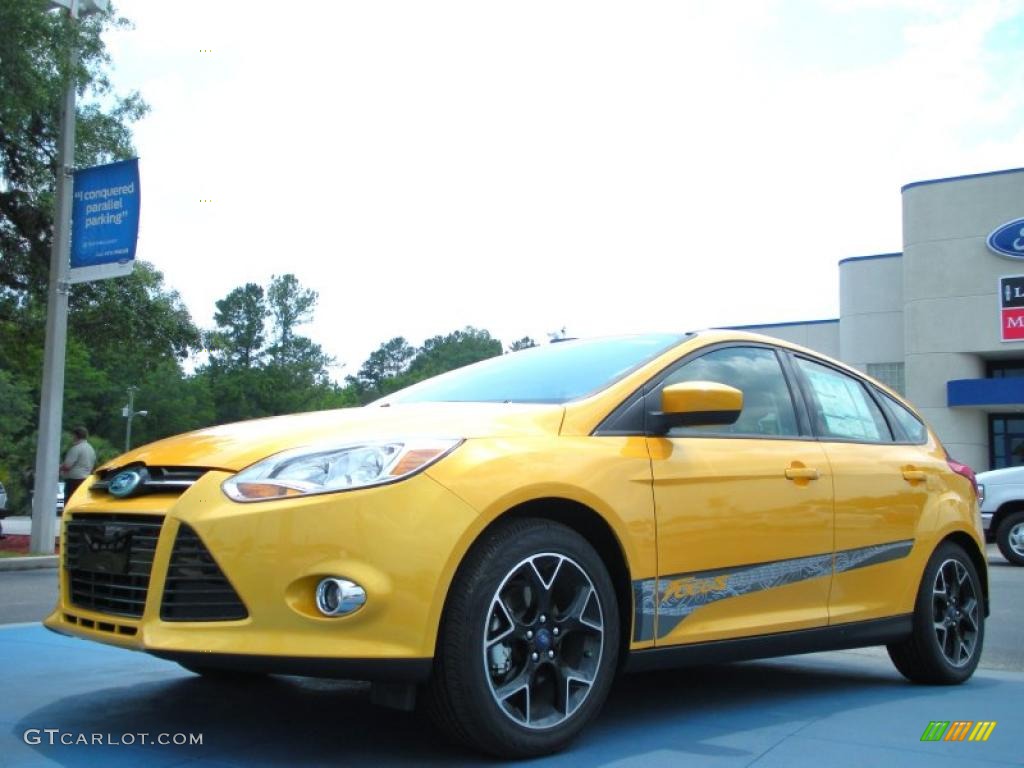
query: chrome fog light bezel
315 577 367 617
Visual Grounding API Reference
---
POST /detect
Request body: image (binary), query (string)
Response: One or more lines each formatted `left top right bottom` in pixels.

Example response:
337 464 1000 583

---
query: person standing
59 426 96 507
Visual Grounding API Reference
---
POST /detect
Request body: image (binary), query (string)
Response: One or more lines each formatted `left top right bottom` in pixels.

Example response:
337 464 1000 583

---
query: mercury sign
68 158 140 284
1000 276 1024 341
988 217 1024 260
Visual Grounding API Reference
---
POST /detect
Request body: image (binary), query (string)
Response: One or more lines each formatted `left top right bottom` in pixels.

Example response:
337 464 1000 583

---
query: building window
987 361 1024 378
990 414 1024 469
866 362 905 396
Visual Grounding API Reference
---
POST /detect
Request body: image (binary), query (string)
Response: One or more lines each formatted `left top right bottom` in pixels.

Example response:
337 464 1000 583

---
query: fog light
315 578 366 617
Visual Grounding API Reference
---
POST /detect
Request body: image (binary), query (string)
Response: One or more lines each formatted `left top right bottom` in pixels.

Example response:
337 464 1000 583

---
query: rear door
788 355 933 624
647 345 835 646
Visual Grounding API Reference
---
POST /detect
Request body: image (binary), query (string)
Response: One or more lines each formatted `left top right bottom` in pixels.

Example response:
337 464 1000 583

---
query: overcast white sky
104 0 1024 379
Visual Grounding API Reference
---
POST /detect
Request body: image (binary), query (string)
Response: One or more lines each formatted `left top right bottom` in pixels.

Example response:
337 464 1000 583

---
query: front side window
796 358 892 442
662 346 799 437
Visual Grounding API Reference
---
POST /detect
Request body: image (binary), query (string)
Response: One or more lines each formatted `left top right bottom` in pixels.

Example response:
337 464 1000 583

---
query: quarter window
796 358 892 442
879 393 928 444
662 347 799 437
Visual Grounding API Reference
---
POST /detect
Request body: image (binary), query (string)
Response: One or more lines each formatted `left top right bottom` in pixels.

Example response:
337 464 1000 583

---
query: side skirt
624 615 912 674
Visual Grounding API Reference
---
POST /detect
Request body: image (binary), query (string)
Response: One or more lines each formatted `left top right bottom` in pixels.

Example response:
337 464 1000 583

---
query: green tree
69 262 200 379
0 0 159 494
0 0 147 300
199 274 338 423
267 273 317 365
406 326 503 381
0 370 35 511
346 336 416 401
208 282 267 369
508 336 538 352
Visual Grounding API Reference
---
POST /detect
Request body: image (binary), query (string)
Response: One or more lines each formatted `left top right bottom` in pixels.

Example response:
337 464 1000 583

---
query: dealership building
735 166 1024 473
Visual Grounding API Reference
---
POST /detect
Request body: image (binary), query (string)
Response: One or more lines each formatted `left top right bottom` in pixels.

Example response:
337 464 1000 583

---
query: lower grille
65 514 163 618
161 524 248 622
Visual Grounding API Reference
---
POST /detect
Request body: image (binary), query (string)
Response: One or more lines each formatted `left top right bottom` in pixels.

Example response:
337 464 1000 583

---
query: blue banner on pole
69 158 140 283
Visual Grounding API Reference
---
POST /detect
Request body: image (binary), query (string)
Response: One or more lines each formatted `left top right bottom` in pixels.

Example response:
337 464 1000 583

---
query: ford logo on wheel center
987 217 1024 259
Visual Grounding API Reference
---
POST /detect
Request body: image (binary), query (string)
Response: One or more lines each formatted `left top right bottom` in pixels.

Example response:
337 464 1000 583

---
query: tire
426 518 620 758
887 541 984 684
996 510 1024 566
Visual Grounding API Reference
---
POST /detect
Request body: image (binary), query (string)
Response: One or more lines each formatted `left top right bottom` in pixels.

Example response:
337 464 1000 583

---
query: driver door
647 345 835 645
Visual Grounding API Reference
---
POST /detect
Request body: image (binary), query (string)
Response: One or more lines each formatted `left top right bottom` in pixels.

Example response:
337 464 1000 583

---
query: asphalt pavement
1 546 1020 766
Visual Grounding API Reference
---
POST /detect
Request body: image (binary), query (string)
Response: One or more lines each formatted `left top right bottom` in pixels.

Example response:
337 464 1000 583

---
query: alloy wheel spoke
494 667 533 722
932 558 979 667
558 586 603 634
934 622 948 654
484 552 604 731
958 637 971 664
552 659 595 718
524 558 559 617
961 597 980 633
1010 525 1024 554
486 595 517 648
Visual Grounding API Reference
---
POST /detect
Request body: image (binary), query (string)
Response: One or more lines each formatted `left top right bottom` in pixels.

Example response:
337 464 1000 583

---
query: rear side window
795 358 892 442
879 392 928 444
662 346 799 437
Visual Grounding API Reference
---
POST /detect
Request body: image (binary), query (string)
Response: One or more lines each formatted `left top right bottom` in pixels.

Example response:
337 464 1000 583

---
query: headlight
222 438 462 502
977 483 985 505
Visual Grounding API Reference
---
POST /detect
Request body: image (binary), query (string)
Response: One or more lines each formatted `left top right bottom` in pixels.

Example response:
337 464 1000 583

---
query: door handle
785 467 820 481
902 469 927 482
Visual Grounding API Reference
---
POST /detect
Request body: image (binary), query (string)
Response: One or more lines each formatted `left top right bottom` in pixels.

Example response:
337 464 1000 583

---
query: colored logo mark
988 217 1024 259
920 721 996 742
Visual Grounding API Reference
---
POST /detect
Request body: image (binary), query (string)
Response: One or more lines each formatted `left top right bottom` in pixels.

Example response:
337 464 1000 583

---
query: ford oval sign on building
988 217 1024 259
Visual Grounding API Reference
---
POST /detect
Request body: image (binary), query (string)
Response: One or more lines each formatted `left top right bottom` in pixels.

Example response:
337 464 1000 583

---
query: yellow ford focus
46 331 986 757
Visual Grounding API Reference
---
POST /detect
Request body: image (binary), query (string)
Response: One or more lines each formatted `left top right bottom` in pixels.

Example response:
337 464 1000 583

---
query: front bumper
45 469 482 678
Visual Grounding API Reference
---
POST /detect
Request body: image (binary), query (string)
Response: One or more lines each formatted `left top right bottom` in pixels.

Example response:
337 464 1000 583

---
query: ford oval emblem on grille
109 468 146 498
988 217 1024 259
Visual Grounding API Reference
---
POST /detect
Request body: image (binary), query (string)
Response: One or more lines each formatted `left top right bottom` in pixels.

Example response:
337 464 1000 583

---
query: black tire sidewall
996 511 1024 566
436 519 620 757
913 542 985 683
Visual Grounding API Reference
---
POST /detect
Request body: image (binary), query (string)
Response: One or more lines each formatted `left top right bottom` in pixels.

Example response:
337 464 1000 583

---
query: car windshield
381 334 687 405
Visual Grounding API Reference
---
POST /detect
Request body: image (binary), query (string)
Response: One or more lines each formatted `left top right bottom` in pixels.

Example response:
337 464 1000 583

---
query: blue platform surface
1 623 1020 767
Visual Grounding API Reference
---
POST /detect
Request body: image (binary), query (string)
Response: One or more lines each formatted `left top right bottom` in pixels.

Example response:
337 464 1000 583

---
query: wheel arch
993 499 1024 532
439 497 634 671
941 530 990 617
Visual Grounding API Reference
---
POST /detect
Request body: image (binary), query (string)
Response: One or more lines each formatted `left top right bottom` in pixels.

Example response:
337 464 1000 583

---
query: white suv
977 466 1024 565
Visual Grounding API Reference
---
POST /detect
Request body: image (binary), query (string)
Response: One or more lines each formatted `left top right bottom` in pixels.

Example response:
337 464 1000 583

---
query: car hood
101 402 566 473
976 466 1024 485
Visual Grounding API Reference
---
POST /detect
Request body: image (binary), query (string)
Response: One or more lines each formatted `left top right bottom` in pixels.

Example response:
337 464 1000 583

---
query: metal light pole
123 386 148 452
29 0 109 554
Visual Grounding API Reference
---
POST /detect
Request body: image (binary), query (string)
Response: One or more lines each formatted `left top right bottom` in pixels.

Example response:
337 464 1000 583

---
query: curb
0 555 59 571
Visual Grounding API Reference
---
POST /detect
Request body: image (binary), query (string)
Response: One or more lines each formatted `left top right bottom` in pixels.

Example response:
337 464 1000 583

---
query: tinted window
796 358 892 442
880 392 928 444
663 347 799 437
384 334 686 404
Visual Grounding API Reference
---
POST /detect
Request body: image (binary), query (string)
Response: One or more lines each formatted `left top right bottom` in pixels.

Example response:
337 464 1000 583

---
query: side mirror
651 381 743 432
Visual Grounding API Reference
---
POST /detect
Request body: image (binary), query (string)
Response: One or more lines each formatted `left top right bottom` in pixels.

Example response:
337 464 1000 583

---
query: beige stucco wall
902 168 1024 470
838 255 904 372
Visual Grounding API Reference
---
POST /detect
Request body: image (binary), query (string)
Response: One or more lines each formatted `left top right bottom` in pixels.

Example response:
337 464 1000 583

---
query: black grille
65 514 163 618
161 524 248 622
91 466 207 497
